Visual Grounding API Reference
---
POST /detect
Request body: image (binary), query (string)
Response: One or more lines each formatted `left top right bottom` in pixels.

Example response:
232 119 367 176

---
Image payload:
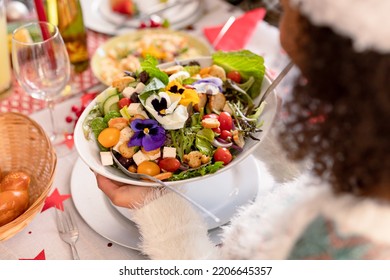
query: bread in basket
0 112 57 240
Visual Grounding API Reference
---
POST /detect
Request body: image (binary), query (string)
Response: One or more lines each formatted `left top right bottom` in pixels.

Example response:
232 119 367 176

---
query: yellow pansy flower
166 81 199 106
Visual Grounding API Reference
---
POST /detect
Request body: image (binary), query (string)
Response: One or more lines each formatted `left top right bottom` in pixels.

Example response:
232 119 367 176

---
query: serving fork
56 208 80 260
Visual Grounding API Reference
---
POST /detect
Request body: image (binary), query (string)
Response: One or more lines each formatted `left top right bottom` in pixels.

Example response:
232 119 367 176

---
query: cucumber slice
103 94 120 115
97 87 118 113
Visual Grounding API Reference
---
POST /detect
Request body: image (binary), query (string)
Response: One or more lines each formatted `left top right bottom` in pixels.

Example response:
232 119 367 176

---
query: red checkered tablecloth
0 30 110 115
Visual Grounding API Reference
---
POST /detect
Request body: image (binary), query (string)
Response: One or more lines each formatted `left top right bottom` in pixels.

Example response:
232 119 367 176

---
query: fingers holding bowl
95 174 153 208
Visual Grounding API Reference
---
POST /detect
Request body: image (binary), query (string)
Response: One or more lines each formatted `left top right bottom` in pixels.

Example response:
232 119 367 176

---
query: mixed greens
83 50 267 181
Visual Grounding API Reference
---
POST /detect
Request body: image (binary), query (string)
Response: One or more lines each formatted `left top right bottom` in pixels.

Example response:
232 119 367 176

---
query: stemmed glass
11 21 71 156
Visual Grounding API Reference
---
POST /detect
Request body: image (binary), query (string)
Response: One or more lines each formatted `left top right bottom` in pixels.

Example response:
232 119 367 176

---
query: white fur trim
220 175 326 259
131 192 220 259
132 170 390 259
290 0 390 53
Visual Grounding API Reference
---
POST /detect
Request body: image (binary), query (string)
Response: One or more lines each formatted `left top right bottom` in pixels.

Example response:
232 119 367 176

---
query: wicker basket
0 112 57 241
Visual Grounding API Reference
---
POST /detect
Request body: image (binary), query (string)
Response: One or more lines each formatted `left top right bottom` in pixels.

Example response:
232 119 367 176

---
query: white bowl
74 57 280 186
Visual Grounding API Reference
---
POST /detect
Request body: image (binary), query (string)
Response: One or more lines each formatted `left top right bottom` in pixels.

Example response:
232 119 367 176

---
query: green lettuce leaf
212 50 265 99
169 161 224 181
140 55 169 85
195 128 215 156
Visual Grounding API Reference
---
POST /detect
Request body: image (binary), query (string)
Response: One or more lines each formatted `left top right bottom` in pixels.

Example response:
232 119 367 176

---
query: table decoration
203 8 266 51
41 188 71 213
0 112 56 241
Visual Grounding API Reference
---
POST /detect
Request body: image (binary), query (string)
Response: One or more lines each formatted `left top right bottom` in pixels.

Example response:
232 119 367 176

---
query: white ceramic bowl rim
74 57 280 186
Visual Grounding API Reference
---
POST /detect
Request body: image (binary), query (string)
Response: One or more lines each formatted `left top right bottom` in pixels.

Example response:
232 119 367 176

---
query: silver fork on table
56 208 80 260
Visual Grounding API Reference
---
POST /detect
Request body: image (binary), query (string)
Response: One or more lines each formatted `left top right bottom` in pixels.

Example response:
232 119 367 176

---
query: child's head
278 0 390 198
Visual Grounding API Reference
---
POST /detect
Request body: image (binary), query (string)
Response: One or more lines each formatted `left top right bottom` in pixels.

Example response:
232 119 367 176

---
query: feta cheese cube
127 103 143 115
133 150 149 166
112 142 121 153
147 150 161 161
122 86 136 98
127 103 149 119
100 151 113 166
162 147 176 158
119 127 134 142
135 82 145 93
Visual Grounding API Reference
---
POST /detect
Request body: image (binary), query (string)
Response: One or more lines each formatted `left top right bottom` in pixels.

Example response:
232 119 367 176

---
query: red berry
71 105 79 113
150 19 161 28
139 22 147 28
65 116 73 123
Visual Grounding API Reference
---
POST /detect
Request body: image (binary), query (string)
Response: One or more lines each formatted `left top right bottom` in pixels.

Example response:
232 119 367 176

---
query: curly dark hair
278 14 390 197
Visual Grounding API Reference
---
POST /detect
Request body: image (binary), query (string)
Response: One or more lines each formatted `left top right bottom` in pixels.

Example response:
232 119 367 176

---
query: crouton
183 151 204 168
209 65 226 81
118 143 138 158
193 93 207 112
201 118 220 129
207 92 226 114
161 65 184 75
112 76 135 92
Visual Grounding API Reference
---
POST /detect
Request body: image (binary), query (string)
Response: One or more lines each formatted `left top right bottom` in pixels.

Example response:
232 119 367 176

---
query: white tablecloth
0 0 301 260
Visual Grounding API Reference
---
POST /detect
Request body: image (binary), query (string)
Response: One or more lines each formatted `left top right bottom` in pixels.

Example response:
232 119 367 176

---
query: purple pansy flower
128 119 166 151
192 77 223 94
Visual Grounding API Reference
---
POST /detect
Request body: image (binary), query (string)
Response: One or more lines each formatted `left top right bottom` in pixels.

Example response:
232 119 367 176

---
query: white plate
81 0 204 35
74 56 280 187
70 155 260 249
91 29 211 85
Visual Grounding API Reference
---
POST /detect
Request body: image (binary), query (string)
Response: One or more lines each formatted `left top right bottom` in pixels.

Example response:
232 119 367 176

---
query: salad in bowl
74 50 279 186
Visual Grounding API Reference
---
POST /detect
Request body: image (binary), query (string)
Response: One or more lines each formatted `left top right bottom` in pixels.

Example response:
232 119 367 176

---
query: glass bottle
0 0 12 98
46 0 89 72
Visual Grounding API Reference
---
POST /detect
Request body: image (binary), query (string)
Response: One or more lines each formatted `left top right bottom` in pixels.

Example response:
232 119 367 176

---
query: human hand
95 174 153 209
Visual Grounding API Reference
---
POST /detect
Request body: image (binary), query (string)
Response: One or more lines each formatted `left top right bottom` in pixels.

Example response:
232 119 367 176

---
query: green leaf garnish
212 50 265 99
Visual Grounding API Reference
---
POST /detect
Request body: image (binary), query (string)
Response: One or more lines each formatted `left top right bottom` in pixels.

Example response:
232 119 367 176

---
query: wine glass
12 21 71 156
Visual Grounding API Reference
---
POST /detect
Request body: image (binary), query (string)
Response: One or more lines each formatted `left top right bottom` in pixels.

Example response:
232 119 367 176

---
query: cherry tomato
202 113 219 120
118 97 131 109
227 70 242 83
212 127 221 134
137 161 161 176
213 147 232 165
220 130 232 141
158 158 181 172
218 112 233 131
97 127 120 148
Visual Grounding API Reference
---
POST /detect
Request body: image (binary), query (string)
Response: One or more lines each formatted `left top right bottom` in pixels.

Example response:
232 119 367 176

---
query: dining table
0 0 304 260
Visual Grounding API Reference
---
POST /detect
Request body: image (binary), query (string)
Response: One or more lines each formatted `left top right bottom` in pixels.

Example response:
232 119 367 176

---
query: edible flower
144 92 189 130
192 77 223 95
166 81 199 106
168 71 190 83
128 119 166 151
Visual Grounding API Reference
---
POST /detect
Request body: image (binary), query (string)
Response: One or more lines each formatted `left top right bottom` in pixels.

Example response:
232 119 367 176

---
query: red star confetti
41 188 71 212
62 132 74 150
81 92 97 107
19 249 46 260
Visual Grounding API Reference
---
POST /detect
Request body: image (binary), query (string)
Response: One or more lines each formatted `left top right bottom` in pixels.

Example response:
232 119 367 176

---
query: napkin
203 8 266 51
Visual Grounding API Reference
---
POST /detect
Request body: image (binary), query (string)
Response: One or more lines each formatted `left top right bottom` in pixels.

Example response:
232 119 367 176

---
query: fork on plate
56 208 80 260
